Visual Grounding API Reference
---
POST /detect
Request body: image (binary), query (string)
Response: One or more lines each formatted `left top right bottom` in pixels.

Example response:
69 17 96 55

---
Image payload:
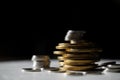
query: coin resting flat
59 62 64 66
64 59 97 65
70 40 94 46
56 45 68 49
22 68 41 72
53 51 66 55
66 48 102 53
63 53 99 59
56 43 94 48
58 43 71 47
107 64 120 69
63 64 97 71
57 42 94 49
57 56 64 61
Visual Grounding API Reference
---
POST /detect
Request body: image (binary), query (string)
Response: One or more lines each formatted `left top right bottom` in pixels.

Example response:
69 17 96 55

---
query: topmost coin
64 30 86 41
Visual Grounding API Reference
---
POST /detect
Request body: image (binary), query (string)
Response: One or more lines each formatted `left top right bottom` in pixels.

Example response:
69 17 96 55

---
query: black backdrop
0 2 120 60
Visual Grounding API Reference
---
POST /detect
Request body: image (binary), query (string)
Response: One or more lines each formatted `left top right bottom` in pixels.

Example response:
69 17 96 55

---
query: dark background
0 1 120 60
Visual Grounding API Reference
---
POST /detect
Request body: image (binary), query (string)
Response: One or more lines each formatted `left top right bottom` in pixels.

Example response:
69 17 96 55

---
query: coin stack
53 30 102 73
31 55 50 70
53 42 71 72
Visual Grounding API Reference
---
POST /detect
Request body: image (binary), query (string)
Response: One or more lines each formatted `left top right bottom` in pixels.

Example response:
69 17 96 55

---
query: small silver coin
99 61 116 67
21 68 41 72
106 68 120 72
107 64 120 69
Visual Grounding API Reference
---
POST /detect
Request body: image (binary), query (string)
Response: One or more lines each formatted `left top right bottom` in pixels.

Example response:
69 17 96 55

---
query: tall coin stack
53 30 102 73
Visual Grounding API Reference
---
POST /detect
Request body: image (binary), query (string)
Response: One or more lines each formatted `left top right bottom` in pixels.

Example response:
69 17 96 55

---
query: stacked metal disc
53 30 102 73
53 42 70 72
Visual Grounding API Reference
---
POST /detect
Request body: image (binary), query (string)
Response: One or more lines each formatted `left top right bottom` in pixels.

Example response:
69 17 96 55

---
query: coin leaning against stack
53 30 102 73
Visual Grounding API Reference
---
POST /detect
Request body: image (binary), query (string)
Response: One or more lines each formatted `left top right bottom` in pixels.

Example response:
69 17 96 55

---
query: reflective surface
0 59 120 80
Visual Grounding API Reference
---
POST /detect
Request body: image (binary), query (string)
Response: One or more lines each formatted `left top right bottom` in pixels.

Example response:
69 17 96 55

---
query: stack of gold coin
53 30 102 73
63 41 102 71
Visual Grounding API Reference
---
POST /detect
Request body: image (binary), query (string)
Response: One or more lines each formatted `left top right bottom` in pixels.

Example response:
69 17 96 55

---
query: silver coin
64 30 86 41
107 64 120 69
31 55 50 61
99 61 116 67
21 68 41 72
106 68 120 72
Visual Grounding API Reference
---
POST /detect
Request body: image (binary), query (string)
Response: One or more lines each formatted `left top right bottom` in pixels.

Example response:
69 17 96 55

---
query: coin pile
53 30 102 73
22 55 50 72
31 55 50 69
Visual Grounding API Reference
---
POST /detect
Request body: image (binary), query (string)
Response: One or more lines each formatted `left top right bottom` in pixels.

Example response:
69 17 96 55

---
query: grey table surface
0 59 120 80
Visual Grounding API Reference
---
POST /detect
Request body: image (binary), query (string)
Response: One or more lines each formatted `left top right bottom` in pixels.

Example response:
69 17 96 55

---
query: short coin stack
53 30 102 73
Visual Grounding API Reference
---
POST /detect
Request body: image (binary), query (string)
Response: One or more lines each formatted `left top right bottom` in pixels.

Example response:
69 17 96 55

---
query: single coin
56 45 68 49
58 42 94 49
63 65 97 71
53 51 66 55
106 68 120 72
31 55 50 61
66 48 102 53
107 64 120 69
63 53 99 59
99 61 116 67
59 62 64 66
57 56 64 61
21 68 41 72
64 30 86 41
70 40 93 45
58 43 70 47
64 59 96 65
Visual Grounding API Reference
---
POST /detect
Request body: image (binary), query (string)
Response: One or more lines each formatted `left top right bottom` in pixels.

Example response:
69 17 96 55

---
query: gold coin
53 51 66 55
66 48 102 53
56 45 68 49
64 59 96 65
57 56 64 61
70 40 93 45
63 53 99 59
67 45 91 49
59 62 64 66
63 65 97 71
59 67 66 72
58 42 94 49
58 43 70 47
59 42 90 48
